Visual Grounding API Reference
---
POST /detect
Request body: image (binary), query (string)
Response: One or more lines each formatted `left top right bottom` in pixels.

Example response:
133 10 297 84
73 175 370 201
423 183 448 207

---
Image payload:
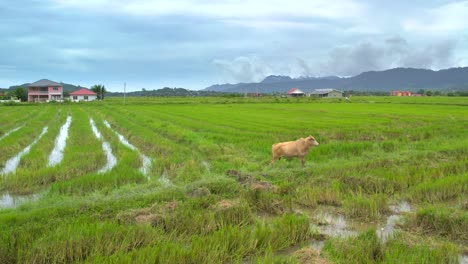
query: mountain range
204 67 468 93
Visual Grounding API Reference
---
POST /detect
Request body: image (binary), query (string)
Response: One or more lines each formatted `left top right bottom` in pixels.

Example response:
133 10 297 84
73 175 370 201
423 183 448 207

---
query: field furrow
0 97 466 263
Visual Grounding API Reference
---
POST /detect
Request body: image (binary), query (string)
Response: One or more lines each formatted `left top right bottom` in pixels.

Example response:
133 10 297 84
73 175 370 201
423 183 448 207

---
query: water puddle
377 215 404 243
1 126 48 175
280 202 416 258
140 154 151 176
48 116 72 166
0 192 41 209
201 160 211 174
310 240 325 251
99 142 117 173
460 254 468 264
90 118 117 173
159 170 173 186
272 211 354 257
90 118 102 139
316 212 358 238
0 126 22 141
284 211 359 251
104 120 135 150
103 120 151 178
377 201 412 243
389 201 411 214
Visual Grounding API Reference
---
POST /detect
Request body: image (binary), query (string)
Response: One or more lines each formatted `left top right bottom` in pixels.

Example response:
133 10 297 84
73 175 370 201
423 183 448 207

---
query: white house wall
70 95 97 102
327 91 343 98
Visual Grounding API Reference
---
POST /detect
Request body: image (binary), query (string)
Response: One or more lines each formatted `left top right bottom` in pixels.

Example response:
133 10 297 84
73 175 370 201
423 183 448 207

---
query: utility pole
124 82 126 104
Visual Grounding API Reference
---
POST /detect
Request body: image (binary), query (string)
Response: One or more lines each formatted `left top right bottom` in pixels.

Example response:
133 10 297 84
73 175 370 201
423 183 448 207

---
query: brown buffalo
271 136 319 167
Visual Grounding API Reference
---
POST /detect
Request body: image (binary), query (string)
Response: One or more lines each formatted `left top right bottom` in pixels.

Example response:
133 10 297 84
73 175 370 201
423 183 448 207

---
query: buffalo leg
271 155 279 165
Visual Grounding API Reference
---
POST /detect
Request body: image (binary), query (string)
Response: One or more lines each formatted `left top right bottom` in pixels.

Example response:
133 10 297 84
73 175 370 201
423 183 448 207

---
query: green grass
323 229 460 264
404 206 468 242
0 96 467 263
343 194 389 221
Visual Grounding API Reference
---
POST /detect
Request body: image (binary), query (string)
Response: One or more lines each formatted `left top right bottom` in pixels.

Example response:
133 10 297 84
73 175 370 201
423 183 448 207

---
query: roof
310 89 343 95
69 88 97 95
287 88 305 94
27 79 62 87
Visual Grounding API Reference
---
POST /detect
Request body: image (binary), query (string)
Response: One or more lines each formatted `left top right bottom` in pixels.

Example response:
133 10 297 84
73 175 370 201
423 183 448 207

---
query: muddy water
98 142 117 173
0 126 22 141
316 212 358 238
310 240 325 251
89 119 117 173
202 160 211 174
0 192 41 209
90 118 102 139
377 215 404 243
298 204 408 253
104 121 135 150
460 254 468 264
103 120 151 178
1 126 48 175
377 201 413 243
270 210 358 257
48 116 72 166
389 201 411 213
309 212 358 250
159 170 173 186
140 154 151 176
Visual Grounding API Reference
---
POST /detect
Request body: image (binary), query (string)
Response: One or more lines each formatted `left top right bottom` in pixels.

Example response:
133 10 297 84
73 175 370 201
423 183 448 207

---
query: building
69 88 98 102
390 91 412 96
287 88 305 97
27 79 63 102
309 89 343 98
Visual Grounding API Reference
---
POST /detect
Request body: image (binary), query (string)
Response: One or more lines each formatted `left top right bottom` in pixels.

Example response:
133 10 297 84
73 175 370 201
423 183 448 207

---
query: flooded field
48 116 72 166
1 126 48 175
104 120 151 177
0 97 467 263
0 127 22 141
89 118 117 173
0 192 41 209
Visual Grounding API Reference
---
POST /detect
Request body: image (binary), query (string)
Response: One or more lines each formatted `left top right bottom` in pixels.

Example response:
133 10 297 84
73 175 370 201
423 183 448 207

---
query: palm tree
90 84 106 100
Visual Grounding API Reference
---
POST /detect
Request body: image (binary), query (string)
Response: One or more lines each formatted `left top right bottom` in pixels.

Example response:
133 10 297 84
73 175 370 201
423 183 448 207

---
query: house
309 89 343 98
390 91 412 96
69 88 97 102
287 88 305 97
27 79 63 102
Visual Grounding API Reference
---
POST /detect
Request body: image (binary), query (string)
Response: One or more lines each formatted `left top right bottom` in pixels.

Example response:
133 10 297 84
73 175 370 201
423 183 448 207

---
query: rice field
0 96 467 263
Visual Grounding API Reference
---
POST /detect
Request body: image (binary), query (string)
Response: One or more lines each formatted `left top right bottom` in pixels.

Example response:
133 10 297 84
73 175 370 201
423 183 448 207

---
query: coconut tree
91 84 106 100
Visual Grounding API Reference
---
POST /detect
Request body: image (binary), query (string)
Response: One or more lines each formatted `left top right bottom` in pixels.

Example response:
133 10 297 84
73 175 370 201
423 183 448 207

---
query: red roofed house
391 90 412 96
69 88 97 102
287 88 305 97
27 79 63 102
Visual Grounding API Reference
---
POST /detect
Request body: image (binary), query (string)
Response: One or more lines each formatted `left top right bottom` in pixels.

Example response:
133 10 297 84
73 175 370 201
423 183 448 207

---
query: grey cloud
294 57 313 77
385 36 409 56
213 56 273 83
385 36 408 46
402 40 456 68
319 37 458 76
320 42 385 76
217 37 460 82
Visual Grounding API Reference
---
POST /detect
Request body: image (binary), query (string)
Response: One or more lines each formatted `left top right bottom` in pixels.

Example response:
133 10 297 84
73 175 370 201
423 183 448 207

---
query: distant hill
5 83 232 97
204 67 468 93
106 87 232 97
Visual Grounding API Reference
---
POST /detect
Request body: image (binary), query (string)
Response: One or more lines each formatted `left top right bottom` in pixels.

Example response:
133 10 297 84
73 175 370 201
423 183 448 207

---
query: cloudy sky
1 0 467 91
